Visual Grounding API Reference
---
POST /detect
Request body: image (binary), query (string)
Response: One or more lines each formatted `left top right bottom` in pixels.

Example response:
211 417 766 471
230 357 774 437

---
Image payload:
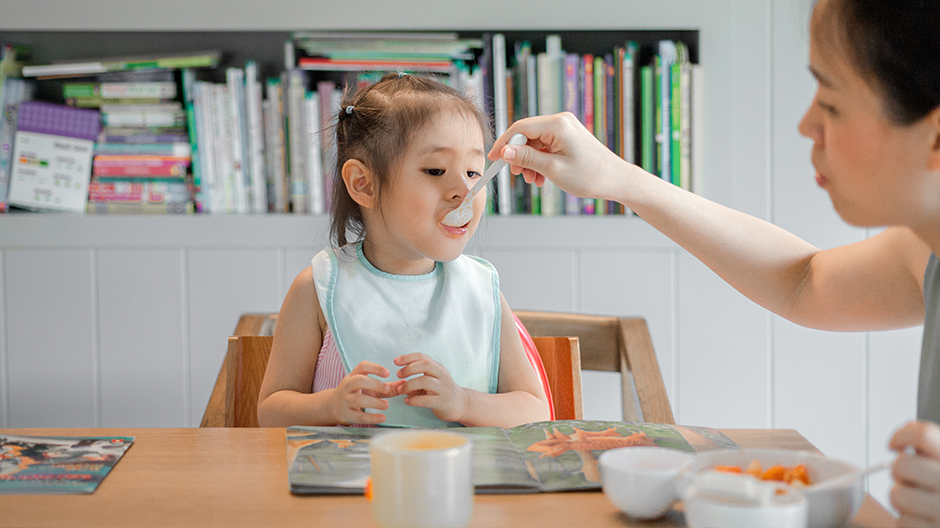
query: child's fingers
399 375 439 398
393 353 428 367
350 392 390 412
349 361 390 379
343 373 392 395
402 393 438 410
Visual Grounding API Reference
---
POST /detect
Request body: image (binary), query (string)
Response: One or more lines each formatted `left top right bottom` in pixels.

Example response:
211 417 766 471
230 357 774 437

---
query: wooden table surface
0 427 896 528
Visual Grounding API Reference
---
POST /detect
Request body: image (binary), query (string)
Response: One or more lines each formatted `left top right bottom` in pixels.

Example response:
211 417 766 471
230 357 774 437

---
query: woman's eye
818 101 838 115
424 168 445 177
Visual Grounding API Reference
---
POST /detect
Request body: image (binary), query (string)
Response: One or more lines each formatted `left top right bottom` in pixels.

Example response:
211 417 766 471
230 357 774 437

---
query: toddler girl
258 73 550 428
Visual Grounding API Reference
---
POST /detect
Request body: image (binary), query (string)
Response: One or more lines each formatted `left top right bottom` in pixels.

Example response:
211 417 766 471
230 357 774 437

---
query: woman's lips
815 173 828 187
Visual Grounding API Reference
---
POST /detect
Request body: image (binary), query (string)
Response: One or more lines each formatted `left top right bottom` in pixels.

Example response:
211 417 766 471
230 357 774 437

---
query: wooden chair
514 311 674 425
201 314 583 427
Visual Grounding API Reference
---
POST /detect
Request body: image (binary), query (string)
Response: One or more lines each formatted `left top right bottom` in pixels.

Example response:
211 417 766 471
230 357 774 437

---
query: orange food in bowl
713 461 811 486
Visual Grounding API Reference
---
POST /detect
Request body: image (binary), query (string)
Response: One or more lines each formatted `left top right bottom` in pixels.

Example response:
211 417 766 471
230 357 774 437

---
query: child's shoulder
456 253 498 274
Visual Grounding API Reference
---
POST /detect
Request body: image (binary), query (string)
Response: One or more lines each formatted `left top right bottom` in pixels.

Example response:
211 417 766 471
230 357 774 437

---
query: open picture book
287 420 737 494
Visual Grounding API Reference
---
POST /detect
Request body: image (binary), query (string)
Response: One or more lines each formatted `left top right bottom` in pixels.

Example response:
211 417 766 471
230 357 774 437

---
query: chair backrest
201 315 583 427
514 311 674 425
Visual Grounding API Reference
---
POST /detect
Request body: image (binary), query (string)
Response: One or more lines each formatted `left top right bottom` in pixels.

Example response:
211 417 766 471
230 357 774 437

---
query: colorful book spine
0 78 35 211
244 61 267 214
640 65 655 176
180 69 203 212
562 53 582 215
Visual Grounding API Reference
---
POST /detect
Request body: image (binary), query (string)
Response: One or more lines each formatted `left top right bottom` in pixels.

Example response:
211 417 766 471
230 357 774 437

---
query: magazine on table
0 434 134 494
287 420 737 494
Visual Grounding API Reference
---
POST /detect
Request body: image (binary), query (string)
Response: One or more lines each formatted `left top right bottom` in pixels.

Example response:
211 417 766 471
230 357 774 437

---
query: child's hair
330 73 493 247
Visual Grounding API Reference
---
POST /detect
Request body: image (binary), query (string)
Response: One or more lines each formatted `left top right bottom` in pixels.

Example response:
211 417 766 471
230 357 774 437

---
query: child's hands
329 361 403 425
888 420 940 528
394 353 469 423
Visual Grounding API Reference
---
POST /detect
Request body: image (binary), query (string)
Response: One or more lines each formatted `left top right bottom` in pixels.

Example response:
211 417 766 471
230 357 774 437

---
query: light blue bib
311 243 501 427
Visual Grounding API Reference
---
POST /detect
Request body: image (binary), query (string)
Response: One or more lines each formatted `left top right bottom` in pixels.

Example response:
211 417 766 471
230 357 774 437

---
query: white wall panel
867 326 922 512
677 253 770 428
98 249 186 427
284 248 320 302
5 249 96 427
774 318 867 467
477 249 575 314
188 249 281 426
580 250 677 415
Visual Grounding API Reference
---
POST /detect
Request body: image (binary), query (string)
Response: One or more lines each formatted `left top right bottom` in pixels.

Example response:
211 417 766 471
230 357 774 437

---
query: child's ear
342 159 375 208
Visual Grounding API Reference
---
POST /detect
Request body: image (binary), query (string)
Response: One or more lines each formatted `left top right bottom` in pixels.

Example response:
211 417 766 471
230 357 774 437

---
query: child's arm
257 267 399 427
395 292 551 428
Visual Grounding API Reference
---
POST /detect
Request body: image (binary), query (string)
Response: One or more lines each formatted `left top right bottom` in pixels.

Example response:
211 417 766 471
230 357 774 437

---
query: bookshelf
0 1 913 512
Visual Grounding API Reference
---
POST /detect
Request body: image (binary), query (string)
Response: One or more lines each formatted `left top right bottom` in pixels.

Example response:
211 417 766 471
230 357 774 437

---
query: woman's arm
492 113 931 331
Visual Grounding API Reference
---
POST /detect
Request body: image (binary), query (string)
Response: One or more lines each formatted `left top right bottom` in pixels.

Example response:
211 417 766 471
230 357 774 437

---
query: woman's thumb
502 143 551 175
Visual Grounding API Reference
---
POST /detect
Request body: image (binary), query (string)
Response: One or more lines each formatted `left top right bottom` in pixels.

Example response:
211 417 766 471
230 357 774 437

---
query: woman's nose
798 101 822 143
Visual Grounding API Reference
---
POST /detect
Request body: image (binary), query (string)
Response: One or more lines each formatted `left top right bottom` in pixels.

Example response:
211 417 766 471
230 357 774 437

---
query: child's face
364 111 487 274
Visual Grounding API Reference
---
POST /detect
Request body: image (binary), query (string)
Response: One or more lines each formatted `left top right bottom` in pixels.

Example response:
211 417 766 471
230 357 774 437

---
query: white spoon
441 133 528 227
809 460 891 490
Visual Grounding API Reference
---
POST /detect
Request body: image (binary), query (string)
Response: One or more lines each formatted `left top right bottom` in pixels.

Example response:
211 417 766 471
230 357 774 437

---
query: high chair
201 313 582 427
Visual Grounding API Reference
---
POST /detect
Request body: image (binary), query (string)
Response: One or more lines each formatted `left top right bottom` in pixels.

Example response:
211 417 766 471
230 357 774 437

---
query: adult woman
487 0 939 525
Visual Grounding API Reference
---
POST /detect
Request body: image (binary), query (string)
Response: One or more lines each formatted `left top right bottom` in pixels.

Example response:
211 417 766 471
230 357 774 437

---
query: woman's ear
342 159 375 208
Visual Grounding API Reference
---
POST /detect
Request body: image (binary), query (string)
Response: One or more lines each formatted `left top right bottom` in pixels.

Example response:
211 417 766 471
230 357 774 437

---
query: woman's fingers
890 420 940 459
893 452 940 492
890 484 940 526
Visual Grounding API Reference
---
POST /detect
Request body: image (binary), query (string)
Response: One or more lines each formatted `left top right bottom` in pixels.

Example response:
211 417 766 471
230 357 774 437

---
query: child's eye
424 168 445 177
467 171 481 179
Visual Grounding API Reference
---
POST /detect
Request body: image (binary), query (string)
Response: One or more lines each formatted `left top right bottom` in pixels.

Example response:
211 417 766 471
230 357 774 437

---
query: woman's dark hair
814 0 940 125
329 73 492 247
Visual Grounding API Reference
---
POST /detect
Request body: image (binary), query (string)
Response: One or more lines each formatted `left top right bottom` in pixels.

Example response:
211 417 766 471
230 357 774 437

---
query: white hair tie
345 105 354 114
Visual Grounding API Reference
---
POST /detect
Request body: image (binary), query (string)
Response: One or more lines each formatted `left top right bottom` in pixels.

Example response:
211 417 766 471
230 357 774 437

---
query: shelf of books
0 29 699 217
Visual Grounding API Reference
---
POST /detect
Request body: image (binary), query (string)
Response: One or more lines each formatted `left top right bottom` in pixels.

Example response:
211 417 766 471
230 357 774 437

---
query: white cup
368 430 473 528
682 472 807 528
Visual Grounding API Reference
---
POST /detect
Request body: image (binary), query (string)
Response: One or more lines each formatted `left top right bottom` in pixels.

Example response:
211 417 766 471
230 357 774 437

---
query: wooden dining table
0 427 895 528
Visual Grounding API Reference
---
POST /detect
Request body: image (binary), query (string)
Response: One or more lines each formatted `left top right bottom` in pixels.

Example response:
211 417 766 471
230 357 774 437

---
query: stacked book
70 78 195 214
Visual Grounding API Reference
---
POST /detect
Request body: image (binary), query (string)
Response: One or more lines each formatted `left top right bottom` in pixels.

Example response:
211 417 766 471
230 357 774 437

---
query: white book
305 92 324 215
679 58 693 193
100 82 177 99
268 79 288 213
212 84 236 213
261 98 277 213
244 61 267 214
537 52 561 217
491 33 511 216
194 82 218 213
226 68 248 214
287 69 308 214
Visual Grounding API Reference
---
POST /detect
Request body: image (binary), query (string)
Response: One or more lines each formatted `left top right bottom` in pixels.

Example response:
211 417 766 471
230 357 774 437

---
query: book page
0 434 134 494
506 420 732 492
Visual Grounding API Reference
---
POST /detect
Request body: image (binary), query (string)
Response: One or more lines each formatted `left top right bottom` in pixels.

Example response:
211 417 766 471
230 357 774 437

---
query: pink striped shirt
312 326 376 428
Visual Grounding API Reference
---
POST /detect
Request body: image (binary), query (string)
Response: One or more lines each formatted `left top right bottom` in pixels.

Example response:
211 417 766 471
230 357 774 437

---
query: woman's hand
488 112 633 201
394 353 469 423
328 361 401 425
888 420 940 527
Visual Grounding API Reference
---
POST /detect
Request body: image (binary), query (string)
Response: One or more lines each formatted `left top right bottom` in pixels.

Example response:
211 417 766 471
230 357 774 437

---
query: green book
593 56 607 215
671 60 682 186
640 65 655 175
653 55 662 179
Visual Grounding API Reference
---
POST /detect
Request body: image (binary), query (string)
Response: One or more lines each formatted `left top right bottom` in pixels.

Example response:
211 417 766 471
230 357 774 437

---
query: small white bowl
599 446 694 519
678 449 864 528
